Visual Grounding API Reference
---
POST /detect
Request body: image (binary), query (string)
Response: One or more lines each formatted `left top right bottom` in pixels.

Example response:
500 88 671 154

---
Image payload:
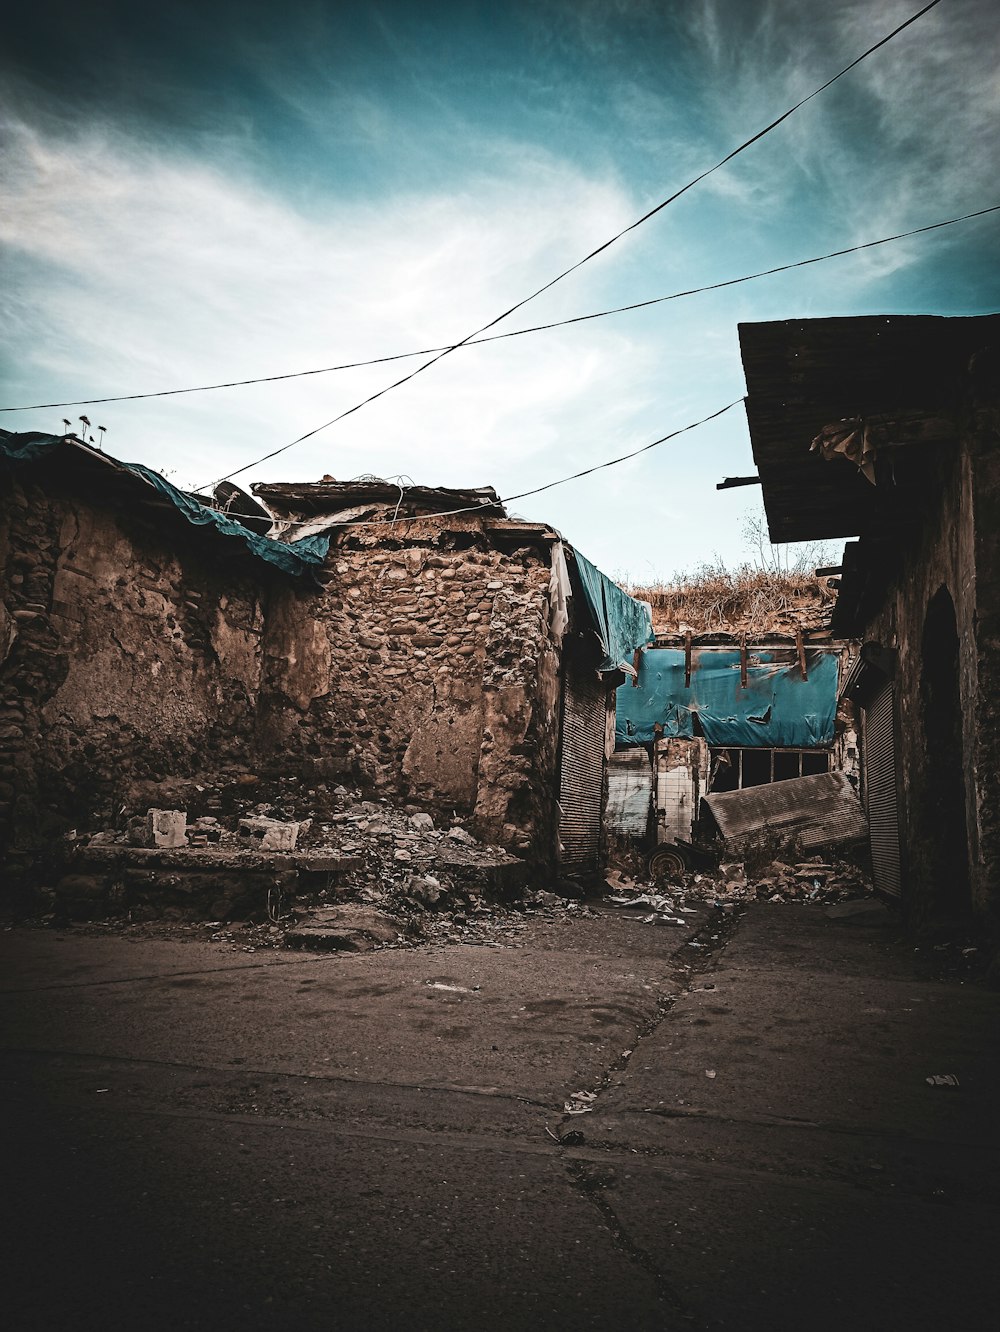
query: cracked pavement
2 899 998 1330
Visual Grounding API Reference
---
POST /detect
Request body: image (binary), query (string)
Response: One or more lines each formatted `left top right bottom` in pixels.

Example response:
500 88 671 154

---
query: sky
2 0 998 582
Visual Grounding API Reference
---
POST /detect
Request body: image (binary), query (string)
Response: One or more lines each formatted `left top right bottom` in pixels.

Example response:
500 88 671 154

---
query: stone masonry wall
863 440 984 923
1 475 568 890
0 473 278 878
259 519 560 862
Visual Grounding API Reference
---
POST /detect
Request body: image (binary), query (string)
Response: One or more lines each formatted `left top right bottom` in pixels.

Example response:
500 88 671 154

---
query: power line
295 397 745 531
4 199 994 415
204 0 944 489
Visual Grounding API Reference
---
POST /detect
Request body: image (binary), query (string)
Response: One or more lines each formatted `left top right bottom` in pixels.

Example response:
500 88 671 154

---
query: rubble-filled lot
20 783 581 950
17 778 881 958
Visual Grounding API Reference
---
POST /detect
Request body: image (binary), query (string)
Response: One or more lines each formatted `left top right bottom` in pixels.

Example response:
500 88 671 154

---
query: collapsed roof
250 478 506 543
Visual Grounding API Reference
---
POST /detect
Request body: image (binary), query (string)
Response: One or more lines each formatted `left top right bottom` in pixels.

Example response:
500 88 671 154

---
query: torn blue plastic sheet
572 548 654 673
1 431 329 577
616 647 838 748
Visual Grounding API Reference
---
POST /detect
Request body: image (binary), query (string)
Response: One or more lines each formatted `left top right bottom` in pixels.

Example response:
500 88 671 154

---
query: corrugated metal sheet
605 750 653 838
559 665 608 872
864 681 902 897
702 771 867 851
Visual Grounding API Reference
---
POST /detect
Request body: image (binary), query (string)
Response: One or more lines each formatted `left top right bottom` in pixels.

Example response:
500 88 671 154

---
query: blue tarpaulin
616 647 838 749
0 431 329 577
572 549 654 673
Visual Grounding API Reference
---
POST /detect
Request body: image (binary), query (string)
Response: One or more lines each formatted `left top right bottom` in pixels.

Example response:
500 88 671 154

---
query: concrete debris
604 852 873 916
285 905 402 952
41 784 540 949
238 816 300 851
447 826 478 846
146 809 187 849
406 875 443 906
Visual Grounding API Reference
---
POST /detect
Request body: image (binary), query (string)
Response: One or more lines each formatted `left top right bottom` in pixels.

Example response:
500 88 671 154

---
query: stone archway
919 586 971 922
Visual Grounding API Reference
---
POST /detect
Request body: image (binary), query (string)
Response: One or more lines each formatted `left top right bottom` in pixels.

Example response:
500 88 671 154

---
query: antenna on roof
62 418 71 436
97 425 107 451
79 414 93 443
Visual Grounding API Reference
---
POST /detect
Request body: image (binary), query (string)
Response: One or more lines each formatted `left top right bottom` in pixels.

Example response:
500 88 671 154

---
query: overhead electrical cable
4 198 994 414
294 397 745 530
202 0 944 489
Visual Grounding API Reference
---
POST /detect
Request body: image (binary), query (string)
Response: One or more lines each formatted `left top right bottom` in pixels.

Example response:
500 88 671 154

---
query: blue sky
2 0 998 580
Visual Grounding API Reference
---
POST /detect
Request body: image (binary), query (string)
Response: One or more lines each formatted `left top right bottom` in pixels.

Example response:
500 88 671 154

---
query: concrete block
146 809 188 848
238 816 299 851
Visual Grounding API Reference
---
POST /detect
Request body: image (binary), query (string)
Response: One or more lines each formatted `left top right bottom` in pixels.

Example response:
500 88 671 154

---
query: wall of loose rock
0 473 282 886
1 473 569 898
259 518 562 862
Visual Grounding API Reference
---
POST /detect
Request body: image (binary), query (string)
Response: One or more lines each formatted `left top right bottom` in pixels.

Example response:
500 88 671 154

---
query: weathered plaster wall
1 473 573 886
0 475 275 869
259 520 561 862
863 441 986 923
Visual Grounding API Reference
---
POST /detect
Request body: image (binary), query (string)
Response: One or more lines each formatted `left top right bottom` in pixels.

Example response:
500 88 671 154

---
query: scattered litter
705 1069 717 1079
425 981 476 994
607 893 674 911
564 1090 598 1115
925 1074 960 1088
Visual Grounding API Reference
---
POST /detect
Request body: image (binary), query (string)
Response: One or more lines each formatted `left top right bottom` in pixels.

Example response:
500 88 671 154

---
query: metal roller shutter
558 663 608 873
865 680 902 897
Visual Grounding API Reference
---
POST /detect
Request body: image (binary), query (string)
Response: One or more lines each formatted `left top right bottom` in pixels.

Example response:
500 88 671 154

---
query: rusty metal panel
702 771 867 851
558 663 608 872
605 750 653 838
864 680 902 897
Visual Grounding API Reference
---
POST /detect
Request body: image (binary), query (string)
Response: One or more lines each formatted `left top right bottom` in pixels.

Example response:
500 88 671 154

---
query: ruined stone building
0 431 653 903
739 312 1000 930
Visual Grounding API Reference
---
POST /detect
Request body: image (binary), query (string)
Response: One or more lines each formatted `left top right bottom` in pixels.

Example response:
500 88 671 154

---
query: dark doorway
920 587 971 921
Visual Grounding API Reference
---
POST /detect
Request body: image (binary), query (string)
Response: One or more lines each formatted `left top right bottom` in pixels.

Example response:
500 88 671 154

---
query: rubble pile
605 853 873 917
41 785 533 943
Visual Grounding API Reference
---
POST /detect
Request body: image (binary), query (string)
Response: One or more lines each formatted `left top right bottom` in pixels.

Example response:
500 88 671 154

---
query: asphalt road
2 901 997 1331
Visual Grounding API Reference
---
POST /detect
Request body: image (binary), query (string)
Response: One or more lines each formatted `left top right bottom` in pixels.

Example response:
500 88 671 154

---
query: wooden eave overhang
738 313 1000 544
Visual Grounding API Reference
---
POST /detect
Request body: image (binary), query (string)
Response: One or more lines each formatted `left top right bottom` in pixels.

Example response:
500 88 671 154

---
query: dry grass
619 563 836 635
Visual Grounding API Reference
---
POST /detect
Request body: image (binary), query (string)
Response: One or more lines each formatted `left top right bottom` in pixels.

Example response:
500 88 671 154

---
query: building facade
739 313 1000 930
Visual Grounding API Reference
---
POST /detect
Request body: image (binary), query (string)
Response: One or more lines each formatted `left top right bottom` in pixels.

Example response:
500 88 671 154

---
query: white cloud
0 111 659 499
3 1 996 580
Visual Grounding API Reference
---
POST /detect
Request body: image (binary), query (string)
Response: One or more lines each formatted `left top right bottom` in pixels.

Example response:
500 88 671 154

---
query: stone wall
259 517 562 863
0 472 280 881
862 437 989 924
1 472 573 895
